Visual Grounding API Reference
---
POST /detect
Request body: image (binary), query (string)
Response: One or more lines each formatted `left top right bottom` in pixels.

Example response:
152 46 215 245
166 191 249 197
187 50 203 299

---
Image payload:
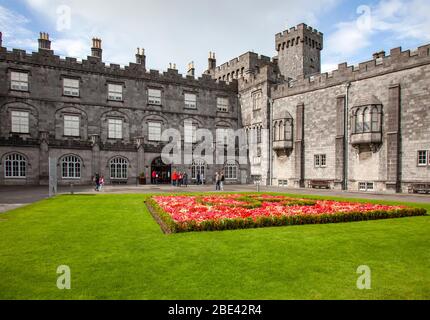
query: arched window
279 121 285 141
273 121 279 141
355 109 363 133
225 160 238 180
110 157 128 180
4 153 26 178
285 119 292 140
363 108 371 132
192 159 206 180
371 107 380 132
61 155 81 179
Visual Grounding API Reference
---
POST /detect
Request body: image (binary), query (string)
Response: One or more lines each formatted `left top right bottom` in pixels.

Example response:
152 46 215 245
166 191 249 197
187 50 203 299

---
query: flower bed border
145 196 427 234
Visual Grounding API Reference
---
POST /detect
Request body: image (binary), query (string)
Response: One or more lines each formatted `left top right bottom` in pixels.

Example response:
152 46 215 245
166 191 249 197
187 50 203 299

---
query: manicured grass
0 193 429 300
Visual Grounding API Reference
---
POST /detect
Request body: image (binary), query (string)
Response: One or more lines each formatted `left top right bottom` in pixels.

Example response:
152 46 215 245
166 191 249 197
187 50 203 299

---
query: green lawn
0 193 429 300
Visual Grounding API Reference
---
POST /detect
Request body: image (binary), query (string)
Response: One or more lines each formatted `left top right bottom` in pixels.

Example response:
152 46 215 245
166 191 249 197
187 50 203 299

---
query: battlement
275 23 323 51
216 52 274 72
238 64 283 91
0 44 238 92
272 44 430 98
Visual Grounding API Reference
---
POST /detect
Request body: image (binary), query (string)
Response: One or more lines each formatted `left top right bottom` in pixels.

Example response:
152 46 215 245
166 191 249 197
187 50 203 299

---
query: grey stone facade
1 22 430 193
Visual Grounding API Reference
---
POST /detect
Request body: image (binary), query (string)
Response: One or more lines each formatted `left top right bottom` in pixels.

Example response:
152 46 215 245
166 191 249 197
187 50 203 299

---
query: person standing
201 172 205 185
178 172 182 187
152 170 156 184
220 172 225 191
215 172 220 191
183 172 188 187
196 172 201 185
95 174 100 192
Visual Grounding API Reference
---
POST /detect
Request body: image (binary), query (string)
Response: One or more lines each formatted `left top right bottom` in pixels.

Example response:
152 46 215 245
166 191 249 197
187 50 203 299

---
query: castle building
1 23 430 193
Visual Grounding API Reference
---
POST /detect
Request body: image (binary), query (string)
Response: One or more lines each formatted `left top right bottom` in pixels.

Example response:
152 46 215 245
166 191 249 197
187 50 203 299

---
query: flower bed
146 194 427 233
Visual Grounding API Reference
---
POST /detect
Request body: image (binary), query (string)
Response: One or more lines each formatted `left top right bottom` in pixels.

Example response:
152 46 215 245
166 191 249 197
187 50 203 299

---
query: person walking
220 171 225 191
215 172 220 191
99 176 105 191
201 173 205 185
196 172 201 185
178 172 183 187
172 171 177 186
152 170 156 184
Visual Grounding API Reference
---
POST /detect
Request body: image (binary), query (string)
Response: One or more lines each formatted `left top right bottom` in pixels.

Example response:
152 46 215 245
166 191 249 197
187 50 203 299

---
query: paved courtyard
0 183 429 213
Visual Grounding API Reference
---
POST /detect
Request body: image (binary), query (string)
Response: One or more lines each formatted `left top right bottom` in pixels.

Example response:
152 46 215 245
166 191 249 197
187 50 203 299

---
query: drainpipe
344 82 351 191
269 98 274 186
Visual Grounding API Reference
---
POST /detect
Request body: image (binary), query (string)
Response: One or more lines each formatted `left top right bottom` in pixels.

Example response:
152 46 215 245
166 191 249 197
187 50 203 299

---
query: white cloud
0 5 37 50
20 0 342 74
324 0 430 68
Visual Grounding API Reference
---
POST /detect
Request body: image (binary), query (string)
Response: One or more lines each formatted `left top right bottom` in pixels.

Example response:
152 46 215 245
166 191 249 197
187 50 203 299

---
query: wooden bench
408 183 430 194
309 180 331 189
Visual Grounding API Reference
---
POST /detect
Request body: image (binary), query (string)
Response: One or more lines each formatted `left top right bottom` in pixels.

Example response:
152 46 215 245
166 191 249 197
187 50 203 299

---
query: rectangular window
315 154 327 168
252 91 262 110
184 93 197 109
184 120 197 143
217 97 229 112
359 182 374 192
418 150 428 166
148 88 162 105
216 128 229 145
11 111 29 133
108 84 123 101
257 127 262 144
63 78 80 97
11 72 29 91
148 122 161 141
108 119 123 139
64 115 80 137
253 156 261 165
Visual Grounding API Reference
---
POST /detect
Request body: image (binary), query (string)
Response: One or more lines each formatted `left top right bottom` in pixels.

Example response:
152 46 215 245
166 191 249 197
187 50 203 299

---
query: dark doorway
151 157 171 184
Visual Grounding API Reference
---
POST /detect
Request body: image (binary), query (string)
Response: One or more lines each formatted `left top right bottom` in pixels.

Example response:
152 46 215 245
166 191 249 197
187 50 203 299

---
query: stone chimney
187 61 195 77
91 38 102 60
208 52 216 71
38 32 51 50
373 51 386 59
0 32 3 47
136 47 146 68
168 63 177 70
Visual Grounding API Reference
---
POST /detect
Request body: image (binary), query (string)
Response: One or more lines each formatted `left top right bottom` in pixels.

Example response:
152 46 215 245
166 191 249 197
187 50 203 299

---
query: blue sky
0 0 429 74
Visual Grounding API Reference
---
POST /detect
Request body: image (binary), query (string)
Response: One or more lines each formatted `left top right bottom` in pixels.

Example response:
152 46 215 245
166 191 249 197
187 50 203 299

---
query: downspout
344 82 351 191
269 98 274 186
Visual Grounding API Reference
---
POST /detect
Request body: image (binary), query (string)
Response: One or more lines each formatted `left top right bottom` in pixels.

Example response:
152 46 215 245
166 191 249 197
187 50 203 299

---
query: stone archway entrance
151 157 171 184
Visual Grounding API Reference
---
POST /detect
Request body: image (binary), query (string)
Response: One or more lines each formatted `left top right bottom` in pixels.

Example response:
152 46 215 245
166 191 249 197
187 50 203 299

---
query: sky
0 0 429 75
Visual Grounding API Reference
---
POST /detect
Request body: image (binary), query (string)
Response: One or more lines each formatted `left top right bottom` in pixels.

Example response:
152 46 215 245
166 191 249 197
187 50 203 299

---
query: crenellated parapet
275 23 323 52
272 44 430 99
0 45 238 92
239 64 283 91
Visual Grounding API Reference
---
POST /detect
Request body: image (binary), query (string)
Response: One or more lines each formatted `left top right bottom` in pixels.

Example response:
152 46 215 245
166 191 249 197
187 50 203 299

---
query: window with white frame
61 155 81 179
148 122 162 141
314 154 327 168
110 157 128 179
225 161 238 180
216 128 229 145
359 182 374 192
184 120 197 143
64 115 80 137
63 78 80 97
108 119 123 139
418 150 428 166
148 88 162 105
191 159 206 180
108 84 123 101
217 97 229 112
184 93 197 109
4 153 27 178
11 72 29 91
11 111 29 134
